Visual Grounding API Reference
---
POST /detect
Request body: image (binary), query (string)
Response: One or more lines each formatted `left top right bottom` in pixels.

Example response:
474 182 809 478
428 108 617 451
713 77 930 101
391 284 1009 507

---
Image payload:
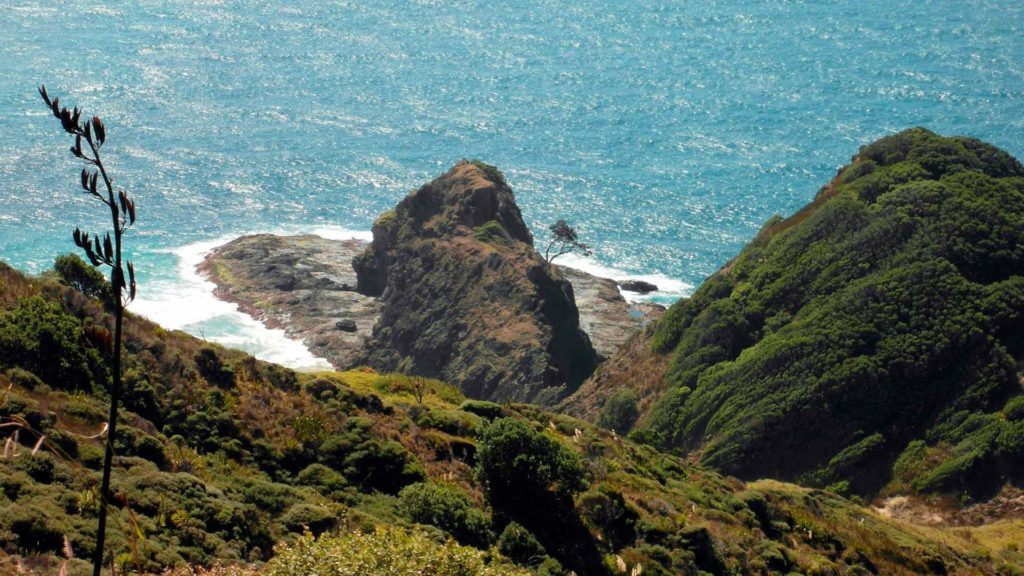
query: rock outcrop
199 234 382 367
353 161 599 403
557 266 663 359
201 233 659 377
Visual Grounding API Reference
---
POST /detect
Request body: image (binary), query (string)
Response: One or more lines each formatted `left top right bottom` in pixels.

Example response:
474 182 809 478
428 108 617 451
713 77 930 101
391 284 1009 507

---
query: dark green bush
415 408 482 437
194 347 235 388
340 439 424 494
0 296 106 392
3 367 44 391
577 486 638 549
53 253 111 301
458 400 504 420
1004 396 1024 421
476 418 585 509
296 463 348 494
595 389 639 432
279 503 336 535
496 522 546 567
303 377 341 401
236 478 301 514
398 482 492 547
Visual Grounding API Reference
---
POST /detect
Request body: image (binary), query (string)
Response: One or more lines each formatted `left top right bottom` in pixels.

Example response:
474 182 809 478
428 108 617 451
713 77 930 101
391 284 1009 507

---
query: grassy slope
0 261 1021 575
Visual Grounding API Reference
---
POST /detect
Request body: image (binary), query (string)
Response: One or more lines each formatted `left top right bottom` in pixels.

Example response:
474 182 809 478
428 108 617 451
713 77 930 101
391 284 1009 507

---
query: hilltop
566 128 1024 505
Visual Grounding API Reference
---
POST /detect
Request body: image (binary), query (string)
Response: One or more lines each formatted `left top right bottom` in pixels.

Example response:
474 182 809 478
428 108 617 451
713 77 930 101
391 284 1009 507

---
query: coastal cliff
352 161 597 404
201 232 656 375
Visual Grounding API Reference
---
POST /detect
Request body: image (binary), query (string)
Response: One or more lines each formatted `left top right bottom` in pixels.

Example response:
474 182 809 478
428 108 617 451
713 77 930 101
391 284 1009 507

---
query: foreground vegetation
616 128 1024 501
1 259 1022 574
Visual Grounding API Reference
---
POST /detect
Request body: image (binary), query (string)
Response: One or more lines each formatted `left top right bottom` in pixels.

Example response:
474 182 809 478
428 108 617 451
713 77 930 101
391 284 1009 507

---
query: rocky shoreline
198 234 382 369
200 233 662 370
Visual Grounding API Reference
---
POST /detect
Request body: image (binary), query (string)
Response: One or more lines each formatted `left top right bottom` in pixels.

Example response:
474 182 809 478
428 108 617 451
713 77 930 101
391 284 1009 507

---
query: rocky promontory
353 160 600 404
201 161 662 404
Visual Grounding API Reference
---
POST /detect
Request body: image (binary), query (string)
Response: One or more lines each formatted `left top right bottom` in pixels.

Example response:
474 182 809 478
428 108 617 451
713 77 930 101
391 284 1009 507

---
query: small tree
543 220 591 263
410 376 427 405
53 253 112 301
38 85 137 576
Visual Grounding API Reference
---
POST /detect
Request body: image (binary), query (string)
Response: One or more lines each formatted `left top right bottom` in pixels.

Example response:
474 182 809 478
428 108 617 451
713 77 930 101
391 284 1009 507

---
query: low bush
263 527 529 576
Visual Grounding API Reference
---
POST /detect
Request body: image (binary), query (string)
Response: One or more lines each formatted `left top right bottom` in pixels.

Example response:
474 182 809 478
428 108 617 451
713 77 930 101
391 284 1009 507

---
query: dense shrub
52 253 111 301
195 347 235 388
458 400 504 419
595 389 639 432
399 482 491 547
476 418 585 510
295 463 348 495
496 522 547 567
577 486 639 549
0 296 106 392
3 367 44 391
278 503 337 535
339 439 424 494
415 408 483 437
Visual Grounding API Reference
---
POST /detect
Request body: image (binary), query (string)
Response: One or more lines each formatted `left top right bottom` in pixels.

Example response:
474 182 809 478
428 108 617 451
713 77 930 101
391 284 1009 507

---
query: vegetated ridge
2 259 1021 574
570 128 1024 504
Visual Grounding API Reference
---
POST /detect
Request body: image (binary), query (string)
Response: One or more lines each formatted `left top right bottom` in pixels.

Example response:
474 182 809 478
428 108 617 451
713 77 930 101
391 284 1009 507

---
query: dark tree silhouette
38 85 137 576
543 220 591 263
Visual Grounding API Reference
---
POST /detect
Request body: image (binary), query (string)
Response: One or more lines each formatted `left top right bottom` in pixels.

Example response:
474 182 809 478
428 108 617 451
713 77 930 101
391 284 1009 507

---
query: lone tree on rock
543 220 591 263
38 85 137 576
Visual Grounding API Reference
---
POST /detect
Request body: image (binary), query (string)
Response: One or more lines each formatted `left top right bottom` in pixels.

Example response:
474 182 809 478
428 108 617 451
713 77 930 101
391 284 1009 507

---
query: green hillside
2 259 1021 574
636 128 1024 499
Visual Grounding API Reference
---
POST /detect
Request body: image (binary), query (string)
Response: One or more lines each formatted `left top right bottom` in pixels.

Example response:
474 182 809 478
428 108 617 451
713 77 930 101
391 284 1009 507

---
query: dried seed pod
60 108 75 133
92 116 105 145
127 261 136 301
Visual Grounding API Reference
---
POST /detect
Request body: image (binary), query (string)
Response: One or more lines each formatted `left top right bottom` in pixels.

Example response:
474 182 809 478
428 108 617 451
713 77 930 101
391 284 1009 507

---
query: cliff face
353 161 598 403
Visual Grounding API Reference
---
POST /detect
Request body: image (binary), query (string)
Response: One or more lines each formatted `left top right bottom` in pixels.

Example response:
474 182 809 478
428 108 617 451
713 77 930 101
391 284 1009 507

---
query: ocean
1 0 1022 368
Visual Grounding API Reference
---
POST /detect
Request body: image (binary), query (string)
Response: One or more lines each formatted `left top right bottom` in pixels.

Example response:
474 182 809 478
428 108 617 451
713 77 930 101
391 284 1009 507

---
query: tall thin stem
38 85 137 576
89 137 123 576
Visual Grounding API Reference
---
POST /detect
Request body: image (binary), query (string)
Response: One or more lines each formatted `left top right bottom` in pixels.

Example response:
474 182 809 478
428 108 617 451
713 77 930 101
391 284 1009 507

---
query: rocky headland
201 161 662 404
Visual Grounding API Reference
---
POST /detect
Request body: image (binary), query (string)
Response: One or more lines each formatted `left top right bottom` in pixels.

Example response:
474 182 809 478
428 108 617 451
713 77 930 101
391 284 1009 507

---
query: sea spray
132 235 332 371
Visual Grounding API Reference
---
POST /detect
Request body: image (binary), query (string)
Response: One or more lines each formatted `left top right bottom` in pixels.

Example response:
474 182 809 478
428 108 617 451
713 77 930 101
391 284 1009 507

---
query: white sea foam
548 253 692 304
308 225 374 242
132 234 332 371
131 225 684 371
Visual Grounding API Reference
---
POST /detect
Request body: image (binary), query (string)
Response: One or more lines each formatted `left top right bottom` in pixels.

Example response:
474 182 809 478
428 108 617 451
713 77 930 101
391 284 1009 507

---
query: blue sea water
1 0 1022 367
